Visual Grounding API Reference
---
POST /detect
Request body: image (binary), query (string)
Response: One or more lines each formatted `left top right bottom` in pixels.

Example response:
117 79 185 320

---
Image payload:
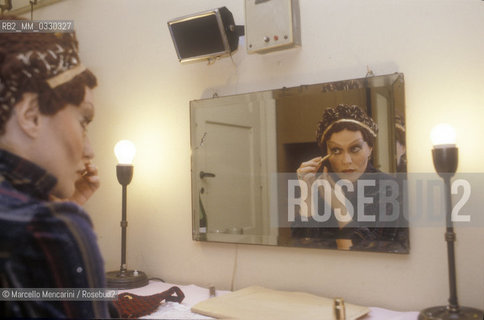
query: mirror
191 73 409 253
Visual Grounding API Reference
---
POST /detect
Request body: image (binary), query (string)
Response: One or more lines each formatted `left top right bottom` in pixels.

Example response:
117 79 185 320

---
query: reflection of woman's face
326 129 373 181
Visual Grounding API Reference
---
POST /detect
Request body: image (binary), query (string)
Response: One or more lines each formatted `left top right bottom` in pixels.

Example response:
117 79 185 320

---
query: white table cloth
119 280 419 320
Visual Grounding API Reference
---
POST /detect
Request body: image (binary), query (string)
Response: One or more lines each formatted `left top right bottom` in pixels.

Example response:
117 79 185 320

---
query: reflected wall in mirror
190 73 409 253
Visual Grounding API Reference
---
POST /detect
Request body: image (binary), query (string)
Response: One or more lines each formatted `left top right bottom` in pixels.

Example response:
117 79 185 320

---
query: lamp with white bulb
419 125 483 320
106 140 148 289
430 124 458 176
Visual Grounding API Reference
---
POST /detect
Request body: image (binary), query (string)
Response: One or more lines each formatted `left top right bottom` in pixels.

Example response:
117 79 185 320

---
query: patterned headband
320 118 377 144
46 64 86 88
317 104 378 146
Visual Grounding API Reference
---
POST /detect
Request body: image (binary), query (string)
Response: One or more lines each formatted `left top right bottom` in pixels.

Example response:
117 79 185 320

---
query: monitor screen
168 12 228 62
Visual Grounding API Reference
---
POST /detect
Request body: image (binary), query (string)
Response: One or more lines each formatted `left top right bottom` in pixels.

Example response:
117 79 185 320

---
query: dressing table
120 280 419 319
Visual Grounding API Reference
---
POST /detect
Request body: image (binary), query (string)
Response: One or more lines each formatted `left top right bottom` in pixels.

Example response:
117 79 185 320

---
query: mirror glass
191 73 409 253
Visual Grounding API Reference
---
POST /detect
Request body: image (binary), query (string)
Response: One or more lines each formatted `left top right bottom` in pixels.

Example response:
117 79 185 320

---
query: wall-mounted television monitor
167 7 241 63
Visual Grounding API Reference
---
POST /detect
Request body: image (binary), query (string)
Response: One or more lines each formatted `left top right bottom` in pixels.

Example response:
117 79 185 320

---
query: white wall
31 0 484 311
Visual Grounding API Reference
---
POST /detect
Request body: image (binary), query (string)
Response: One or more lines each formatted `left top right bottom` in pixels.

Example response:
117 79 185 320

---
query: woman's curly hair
0 15 97 134
316 104 378 156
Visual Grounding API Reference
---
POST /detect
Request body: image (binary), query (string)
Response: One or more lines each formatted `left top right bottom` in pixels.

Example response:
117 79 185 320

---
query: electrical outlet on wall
245 0 301 54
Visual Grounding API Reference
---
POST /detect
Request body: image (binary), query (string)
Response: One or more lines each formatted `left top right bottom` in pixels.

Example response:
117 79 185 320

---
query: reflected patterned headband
320 119 377 144
395 123 405 132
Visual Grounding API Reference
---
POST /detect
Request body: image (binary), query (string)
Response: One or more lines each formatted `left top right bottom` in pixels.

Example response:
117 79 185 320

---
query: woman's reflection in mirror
292 104 409 252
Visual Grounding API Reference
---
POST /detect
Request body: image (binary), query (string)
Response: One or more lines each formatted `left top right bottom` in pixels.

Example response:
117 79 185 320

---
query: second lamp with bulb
419 124 483 319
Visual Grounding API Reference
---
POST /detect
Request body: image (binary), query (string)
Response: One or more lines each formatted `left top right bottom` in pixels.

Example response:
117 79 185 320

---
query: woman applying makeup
293 104 408 252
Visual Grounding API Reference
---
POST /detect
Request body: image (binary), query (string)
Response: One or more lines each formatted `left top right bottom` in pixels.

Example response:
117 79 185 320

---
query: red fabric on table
113 286 185 318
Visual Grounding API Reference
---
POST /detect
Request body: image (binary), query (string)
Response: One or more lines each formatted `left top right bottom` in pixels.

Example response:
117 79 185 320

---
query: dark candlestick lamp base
419 306 483 320
106 270 149 289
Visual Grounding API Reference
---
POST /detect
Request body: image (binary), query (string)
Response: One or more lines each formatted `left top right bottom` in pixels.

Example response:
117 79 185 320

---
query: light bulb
430 124 456 148
114 140 136 164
